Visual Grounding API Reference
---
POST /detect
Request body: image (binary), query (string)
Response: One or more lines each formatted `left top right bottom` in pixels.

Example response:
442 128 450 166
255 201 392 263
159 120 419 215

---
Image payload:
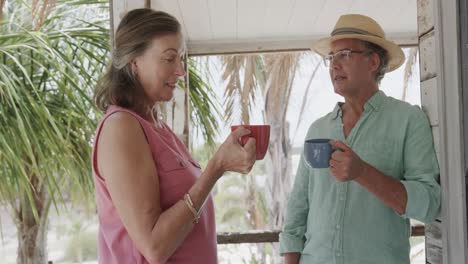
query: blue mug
304 138 336 168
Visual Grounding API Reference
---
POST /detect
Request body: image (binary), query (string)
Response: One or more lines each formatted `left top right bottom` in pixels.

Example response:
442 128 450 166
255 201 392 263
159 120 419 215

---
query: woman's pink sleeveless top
92 105 217 263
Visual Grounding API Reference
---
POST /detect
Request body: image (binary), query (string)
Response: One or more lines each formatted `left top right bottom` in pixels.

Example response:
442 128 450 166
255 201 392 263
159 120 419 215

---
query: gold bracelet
183 193 200 224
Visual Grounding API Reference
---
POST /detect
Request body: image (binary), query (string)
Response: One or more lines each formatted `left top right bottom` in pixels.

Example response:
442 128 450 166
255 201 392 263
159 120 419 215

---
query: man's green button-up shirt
279 91 441 264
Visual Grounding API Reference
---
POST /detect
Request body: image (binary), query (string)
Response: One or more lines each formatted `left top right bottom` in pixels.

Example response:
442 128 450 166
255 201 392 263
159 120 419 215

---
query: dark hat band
331 27 383 38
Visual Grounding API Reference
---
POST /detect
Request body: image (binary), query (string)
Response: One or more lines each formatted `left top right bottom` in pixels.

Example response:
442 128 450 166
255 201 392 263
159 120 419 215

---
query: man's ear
369 52 381 72
368 52 381 78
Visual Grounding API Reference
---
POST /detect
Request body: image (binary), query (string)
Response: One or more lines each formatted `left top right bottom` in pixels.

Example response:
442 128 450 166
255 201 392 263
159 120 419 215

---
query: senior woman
92 8 256 264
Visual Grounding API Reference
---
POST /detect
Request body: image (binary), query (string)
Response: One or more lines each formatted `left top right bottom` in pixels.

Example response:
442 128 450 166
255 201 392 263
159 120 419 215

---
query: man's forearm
355 163 408 214
284 252 300 264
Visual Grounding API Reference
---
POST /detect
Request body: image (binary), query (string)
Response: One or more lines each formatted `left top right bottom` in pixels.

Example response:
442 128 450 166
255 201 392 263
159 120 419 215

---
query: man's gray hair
363 41 389 84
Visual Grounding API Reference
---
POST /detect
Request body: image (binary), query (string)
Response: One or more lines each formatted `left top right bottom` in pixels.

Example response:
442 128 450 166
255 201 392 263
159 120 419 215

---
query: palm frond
221 55 265 125
186 57 221 148
402 47 418 101
0 0 110 218
221 55 243 124
292 55 321 142
264 53 300 123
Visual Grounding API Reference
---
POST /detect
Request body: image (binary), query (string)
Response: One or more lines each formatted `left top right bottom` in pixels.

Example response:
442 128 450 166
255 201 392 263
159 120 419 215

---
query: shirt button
336 224 340 229
339 196 345 201
336 252 341 256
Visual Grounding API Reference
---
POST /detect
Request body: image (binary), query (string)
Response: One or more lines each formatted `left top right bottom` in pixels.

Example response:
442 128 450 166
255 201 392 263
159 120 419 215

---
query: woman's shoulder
99 110 147 143
105 110 141 128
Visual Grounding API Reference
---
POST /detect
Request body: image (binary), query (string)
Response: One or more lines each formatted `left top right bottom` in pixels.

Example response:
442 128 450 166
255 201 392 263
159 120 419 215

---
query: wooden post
110 0 146 34
0 0 5 20
418 0 468 263
418 1 443 263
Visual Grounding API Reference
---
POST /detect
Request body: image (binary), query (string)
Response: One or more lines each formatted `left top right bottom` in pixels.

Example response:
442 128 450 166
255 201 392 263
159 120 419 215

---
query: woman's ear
131 59 139 77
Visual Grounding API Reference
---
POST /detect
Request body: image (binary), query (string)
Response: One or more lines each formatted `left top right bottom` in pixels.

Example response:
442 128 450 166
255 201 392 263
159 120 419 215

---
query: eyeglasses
323 49 370 67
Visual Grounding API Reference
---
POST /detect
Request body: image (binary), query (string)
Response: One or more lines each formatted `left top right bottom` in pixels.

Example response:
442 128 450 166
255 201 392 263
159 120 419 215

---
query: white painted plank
435 151 441 169
309 0 354 37
286 0 326 36
417 0 435 36
187 37 311 55
348 0 396 23
419 31 436 81
420 77 439 126
125 0 146 10
426 243 443 264
391 0 418 36
151 0 188 39
260 0 294 38
426 221 443 264
349 0 417 42
432 125 441 169
150 0 418 54
112 0 146 33
432 125 440 156
435 1 468 262
347 0 378 13
237 0 268 38
348 0 401 27
207 0 236 39
186 37 417 56
177 0 212 40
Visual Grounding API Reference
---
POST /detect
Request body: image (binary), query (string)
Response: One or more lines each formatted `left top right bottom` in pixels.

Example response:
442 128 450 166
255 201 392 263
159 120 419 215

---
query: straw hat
311 14 405 72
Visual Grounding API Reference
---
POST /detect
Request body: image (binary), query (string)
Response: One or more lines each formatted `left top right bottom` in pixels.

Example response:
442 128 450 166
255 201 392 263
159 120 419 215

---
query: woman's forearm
144 160 223 263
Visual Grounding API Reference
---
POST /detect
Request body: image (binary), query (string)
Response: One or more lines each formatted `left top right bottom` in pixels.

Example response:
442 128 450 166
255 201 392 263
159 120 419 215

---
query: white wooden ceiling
148 0 418 55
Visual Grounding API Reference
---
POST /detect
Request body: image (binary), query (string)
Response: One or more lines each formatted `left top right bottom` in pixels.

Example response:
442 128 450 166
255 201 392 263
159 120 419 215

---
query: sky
191 48 421 149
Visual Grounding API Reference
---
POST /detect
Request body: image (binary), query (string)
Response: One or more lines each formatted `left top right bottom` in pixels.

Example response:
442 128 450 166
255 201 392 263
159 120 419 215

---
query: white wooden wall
110 0 190 146
418 0 468 263
417 1 442 261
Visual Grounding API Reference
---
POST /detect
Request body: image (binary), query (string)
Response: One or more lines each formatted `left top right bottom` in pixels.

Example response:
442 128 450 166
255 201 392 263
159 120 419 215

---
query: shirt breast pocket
361 140 398 177
157 153 192 190
159 155 187 173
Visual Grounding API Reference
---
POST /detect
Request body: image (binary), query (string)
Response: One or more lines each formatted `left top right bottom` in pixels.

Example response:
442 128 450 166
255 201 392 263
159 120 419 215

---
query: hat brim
311 34 405 72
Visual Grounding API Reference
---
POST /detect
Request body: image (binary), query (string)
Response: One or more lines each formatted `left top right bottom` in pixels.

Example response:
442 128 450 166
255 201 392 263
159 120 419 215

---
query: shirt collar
331 90 385 120
332 102 344 120
364 90 385 112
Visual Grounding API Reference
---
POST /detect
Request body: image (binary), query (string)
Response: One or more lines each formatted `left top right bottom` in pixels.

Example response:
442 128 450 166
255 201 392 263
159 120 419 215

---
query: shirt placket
333 181 347 264
333 107 372 264
331 119 346 264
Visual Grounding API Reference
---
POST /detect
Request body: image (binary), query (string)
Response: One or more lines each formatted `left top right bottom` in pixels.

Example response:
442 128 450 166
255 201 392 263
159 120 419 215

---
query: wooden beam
217 230 280 244
412 225 426 236
217 226 425 244
187 35 418 56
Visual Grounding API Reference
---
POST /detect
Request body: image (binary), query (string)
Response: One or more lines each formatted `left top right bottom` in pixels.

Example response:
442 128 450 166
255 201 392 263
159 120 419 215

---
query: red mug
231 125 270 160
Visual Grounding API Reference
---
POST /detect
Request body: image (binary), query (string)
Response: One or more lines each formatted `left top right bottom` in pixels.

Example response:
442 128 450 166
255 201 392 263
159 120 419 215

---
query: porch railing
217 225 425 244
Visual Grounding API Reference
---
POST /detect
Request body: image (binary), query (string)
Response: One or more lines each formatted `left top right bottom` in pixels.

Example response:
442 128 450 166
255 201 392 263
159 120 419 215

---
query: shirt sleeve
279 152 310 255
400 107 441 223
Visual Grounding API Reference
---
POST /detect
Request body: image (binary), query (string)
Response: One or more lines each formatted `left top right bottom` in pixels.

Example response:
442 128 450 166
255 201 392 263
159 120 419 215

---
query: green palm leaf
0 0 109 261
187 57 221 148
